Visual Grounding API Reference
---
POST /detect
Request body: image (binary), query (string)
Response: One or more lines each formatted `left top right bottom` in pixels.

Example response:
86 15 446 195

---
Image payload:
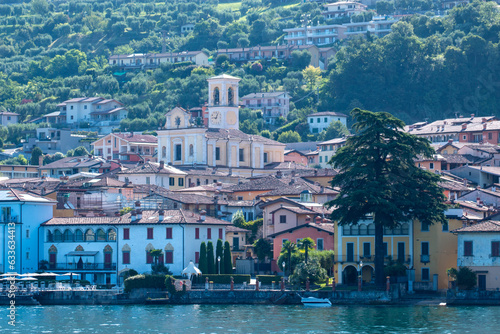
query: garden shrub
124 275 166 293
256 275 281 284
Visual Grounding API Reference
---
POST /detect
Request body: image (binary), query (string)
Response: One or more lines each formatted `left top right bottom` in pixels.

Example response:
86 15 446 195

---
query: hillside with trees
0 0 498 147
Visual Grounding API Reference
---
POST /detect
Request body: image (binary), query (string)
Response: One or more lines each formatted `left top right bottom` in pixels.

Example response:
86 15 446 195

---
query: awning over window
65 251 99 256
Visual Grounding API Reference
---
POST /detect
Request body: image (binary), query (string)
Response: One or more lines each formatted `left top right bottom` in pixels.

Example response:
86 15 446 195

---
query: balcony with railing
42 263 117 271
334 254 411 264
420 254 430 263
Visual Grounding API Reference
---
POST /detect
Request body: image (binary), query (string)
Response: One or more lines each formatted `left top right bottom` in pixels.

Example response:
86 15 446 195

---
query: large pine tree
326 108 447 287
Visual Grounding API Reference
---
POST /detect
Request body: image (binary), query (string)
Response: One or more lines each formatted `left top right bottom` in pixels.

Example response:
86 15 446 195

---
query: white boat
301 296 332 307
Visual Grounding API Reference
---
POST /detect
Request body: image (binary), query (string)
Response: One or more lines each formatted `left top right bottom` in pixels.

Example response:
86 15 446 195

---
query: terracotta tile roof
454 200 491 212
62 177 126 189
0 188 56 203
226 225 251 233
205 128 285 146
112 133 157 144
145 190 226 205
41 156 106 170
453 220 500 233
229 176 286 192
117 162 187 175
268 222 335 238
296 169 338 177
42 209 230 226
174 184 234 193
226 200 257 207
271 206 316 215
308 111 347 117
260 178 338 197
264 161 314 170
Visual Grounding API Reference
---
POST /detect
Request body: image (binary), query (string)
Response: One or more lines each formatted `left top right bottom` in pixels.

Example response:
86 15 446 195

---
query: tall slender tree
280 241 297 276
199 242 207 274
224 241 232 274
298 238 315 264
326 108 447 287
216 239 224 274
207 241 215 274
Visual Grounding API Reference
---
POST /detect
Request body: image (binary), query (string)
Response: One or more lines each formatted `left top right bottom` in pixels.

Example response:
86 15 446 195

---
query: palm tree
280 241 297 276
150 249 163 265
298 238 316 263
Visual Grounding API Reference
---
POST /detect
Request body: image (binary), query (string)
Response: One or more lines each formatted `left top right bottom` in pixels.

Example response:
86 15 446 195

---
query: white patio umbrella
61 272 80 284
19 277 38 281
181 261 202 280
0 273 19 277
19 273 37 277
37 272 60 276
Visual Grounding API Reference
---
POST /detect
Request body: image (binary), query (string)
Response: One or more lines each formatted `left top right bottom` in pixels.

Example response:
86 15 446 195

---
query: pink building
284 149 309 166
269 217 334 268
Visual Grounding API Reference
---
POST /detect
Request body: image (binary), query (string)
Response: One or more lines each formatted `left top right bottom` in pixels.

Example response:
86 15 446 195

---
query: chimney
200 210 206 221
482 118 487 123
471 114 475 119
320 186 325 194
305 215 311 223
137 209 142 220
448 139 453 144
477 196 481 205
159 160 165 170
462 124 467 130
216 182 222 191
135 200 141 210
159 209 164 221
315 216 322 224
314 169 318 176
276 171 282 178
483 123 487 130
130 210 136 221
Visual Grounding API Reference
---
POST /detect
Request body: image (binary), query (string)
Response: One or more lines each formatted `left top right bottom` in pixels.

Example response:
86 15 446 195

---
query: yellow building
333 219 413 285
156 74 285 177
412 209 464 290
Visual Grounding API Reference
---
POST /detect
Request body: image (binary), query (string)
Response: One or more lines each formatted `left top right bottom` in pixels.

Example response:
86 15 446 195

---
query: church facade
157 74 285 177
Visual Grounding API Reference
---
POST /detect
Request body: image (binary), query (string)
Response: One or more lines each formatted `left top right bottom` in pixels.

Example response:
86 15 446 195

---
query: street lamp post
282 261 286 279
217 256 221 274
359 261 364 291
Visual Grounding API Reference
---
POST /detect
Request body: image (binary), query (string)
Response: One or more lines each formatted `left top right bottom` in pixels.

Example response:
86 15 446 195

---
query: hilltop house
92 132 158 162
240 92 290 124
307 111 348 134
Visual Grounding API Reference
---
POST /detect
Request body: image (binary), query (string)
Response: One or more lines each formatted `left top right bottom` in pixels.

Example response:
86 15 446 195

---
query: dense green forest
0 0 498 146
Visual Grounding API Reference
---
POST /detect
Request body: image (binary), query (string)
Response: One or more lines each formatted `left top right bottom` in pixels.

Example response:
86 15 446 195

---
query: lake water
2 304 500 333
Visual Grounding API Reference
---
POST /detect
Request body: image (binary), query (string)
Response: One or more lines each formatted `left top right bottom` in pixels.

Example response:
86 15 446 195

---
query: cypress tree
216 239 224 274
224 241 232 274
198 242 207 274
206 241 215 274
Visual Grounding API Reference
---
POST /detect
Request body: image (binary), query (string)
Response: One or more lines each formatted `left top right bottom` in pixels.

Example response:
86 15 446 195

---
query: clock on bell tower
207 74 241 129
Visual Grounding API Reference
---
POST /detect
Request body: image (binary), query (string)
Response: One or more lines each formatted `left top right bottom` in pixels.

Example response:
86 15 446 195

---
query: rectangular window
123 251 130 264
216 147 220 161
219 228 223 240
26 229 30 239
346 243 354 262
317 118 320 123
363 242 371 257
178 178 184 187
442 222 449 232
26 252 30 260
324 117 328 123
319 156 322 163
237 196 243 200
207 228 212 239
280 215 286 224
165 251 173 264
195 228 200 239
166 227 172 239
169 177 175 186
195 251 200 263
464 241 473 256
317 238 324 251
123 228 130 240
421 221 430 232
429 163 434 170
421 242 429 255
492 241 500 257
310 118 313 123
398 242 405 262
422 268 430 281
146 177 150 185
239 149 244 162
489 133 493 140
264 153 268 163
147 228 154 239
383 242 388 257
146 251 153 264
175 144 182 161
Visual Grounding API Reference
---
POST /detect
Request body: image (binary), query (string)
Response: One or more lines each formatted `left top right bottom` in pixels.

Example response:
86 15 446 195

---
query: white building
317 137 347 167
0 111 20 126
321 1 367 19
109 51 209 68
0 189 56 274
454 220 500 290
240 92 291 124
40 209 230 285
307 111 348 134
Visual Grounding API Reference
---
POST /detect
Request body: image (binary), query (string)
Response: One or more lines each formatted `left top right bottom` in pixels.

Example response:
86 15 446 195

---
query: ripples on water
1 304 500 334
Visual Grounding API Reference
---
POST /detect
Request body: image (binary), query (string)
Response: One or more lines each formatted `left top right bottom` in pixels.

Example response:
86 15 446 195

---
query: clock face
211 110 221 125
226 110 237 125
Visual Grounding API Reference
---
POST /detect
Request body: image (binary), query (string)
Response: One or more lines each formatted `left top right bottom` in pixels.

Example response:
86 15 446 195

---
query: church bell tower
207 74 241 129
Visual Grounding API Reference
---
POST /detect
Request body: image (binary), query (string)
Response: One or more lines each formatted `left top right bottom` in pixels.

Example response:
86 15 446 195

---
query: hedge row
194 274 251 284
256 275 282 285
124 275 166 293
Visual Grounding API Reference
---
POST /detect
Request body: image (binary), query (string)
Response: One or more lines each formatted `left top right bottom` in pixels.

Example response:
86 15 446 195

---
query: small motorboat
301 296 332 307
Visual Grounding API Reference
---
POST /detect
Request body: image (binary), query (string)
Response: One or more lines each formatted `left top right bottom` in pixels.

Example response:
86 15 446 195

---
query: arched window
85 229 95 241
367 224 375 235
63 229 74 242
96 229 106 241
189 144 194 157
162 146 166 158
213 87 220 105
75 229 84 241
107 229 117 241
54 230 63 242
228 87 234 106
47 230 54 242
48 245 57 270
359 224 368 235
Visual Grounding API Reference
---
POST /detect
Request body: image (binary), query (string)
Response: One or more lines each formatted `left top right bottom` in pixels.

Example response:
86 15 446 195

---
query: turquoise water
2 304 500 333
